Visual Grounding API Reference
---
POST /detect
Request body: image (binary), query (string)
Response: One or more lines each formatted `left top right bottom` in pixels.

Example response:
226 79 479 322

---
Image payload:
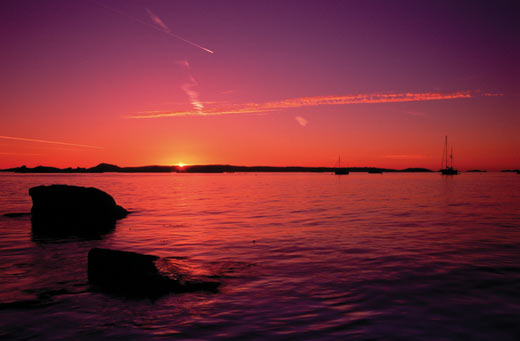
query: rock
29 185 128 236
88 248 220 297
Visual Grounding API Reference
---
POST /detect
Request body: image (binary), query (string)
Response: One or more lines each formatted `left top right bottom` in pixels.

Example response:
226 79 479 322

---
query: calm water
0 173 519 339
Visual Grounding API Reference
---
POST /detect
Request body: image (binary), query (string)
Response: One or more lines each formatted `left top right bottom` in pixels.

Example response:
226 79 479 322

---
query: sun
177 162 185 168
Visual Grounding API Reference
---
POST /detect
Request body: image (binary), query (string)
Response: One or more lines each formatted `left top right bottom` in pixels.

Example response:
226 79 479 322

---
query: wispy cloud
129 108 271 119
0 135 103 149
128 90 484 119
178 59 204 112
261 91 472 108
146 8 170 32
295 116 308 127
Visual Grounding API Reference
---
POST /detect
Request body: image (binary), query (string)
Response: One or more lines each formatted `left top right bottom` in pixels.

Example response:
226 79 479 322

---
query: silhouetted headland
88 248 220 297
1 163 435 174
501 169 520 173
368 168 383 174
466 169 487 173
29 184 128 237
1 163 174 173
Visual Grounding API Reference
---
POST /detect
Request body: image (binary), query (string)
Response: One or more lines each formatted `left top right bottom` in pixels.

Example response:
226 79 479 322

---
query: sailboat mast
440 136 458 175
445 136 449 169
442 136 448 169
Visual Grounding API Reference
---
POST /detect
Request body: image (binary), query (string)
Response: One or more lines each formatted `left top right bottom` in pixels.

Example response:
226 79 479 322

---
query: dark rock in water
29 185 128 236
88 248 220 297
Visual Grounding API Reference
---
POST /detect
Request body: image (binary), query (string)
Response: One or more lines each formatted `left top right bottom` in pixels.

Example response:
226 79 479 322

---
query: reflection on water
0 173 519 339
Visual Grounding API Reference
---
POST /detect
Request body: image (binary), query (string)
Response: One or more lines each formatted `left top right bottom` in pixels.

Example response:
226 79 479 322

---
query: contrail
0 135 103 149
95 1 213 54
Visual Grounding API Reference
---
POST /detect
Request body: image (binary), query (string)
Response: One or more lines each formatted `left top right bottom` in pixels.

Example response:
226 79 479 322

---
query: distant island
0 163 437 174
2 163 517 174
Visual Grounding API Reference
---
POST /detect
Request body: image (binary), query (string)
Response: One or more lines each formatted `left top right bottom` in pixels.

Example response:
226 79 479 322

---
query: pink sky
1 1 518 170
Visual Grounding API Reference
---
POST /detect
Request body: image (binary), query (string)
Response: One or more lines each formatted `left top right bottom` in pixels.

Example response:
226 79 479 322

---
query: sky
1 0 518 170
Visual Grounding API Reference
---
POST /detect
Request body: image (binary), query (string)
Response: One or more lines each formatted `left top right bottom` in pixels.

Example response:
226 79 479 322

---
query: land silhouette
2 163 517 173
1 163 435 174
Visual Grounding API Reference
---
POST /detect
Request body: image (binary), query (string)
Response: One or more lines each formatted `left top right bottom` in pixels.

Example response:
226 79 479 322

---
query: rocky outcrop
88 248 220 297
29 185 128 236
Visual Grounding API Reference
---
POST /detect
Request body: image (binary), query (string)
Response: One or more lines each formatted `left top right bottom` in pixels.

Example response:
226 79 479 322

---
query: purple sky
1 0 518 169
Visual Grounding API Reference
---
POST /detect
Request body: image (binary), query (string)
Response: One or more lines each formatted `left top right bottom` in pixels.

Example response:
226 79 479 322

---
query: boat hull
441 168 458 175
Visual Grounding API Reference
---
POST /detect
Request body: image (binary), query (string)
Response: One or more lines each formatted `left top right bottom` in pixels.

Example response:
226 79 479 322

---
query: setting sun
177 163 185 168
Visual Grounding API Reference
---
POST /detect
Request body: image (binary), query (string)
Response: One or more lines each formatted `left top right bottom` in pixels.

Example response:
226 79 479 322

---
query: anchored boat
440 136 458 175
334 156 349 175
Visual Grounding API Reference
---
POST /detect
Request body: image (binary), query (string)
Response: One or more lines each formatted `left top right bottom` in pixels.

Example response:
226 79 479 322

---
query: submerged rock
29 184 128 236
88 248 220 297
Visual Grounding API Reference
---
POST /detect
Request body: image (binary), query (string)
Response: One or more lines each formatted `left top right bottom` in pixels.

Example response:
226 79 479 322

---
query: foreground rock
88 248 220 297
29 185 128 236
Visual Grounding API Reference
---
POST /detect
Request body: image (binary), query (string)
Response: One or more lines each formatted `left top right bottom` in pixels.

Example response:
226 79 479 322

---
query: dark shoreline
0 163 436 174
2 163 517 174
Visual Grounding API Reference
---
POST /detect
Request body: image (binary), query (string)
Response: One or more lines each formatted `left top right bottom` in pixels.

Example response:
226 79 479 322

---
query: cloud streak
0 135 103 149
261 91 472 108
95 2 213 54
128 90 479 119
144 7 214 54
295 116 308 127
178 60 204 112
146 8 170 32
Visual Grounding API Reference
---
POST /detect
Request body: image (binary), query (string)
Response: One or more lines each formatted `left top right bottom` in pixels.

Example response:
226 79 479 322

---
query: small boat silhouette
334 156 349 175
440 136 458 175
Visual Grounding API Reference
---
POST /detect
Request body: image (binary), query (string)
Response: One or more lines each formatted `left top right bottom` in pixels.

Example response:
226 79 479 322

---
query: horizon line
1 163 515 172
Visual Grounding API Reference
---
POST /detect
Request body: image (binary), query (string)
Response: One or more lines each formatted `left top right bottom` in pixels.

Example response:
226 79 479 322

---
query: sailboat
334 156 349 175
440 136 458 175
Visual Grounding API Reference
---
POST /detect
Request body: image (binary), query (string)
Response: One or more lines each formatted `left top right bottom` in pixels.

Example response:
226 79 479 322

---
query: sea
0 172 519 340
